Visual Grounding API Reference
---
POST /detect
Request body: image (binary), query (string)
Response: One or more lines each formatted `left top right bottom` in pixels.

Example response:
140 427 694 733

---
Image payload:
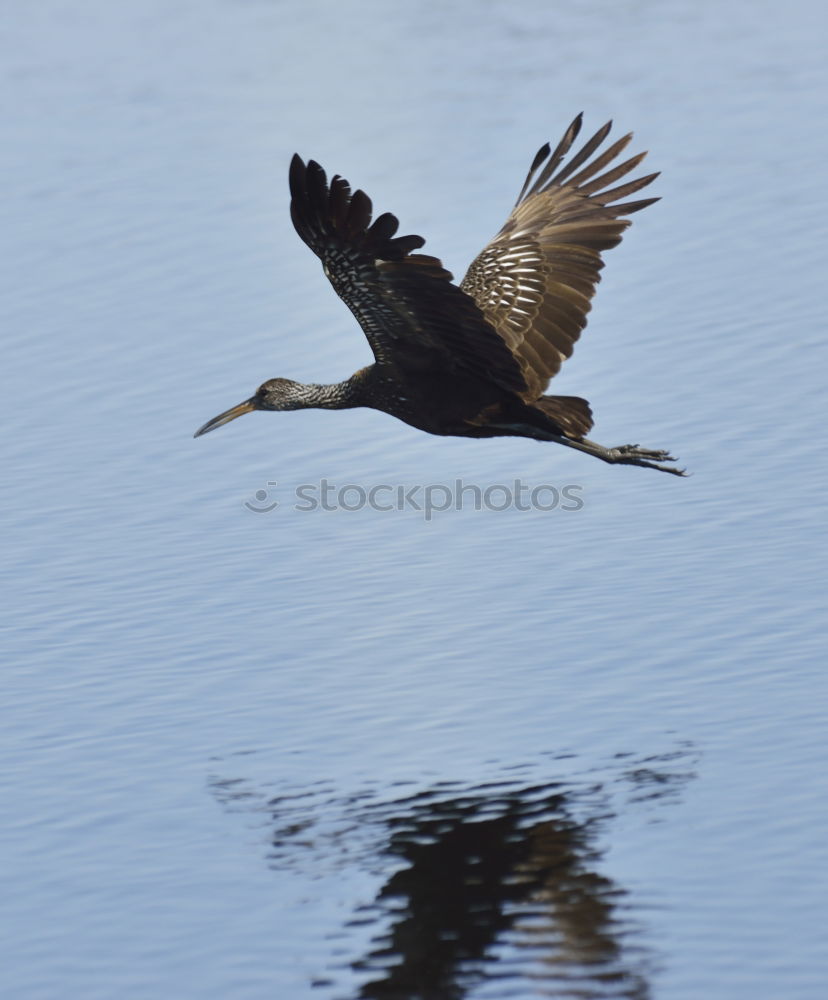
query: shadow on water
209 749 697 999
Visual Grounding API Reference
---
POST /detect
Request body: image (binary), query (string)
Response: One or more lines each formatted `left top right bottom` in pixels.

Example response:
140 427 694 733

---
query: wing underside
460 114 659 401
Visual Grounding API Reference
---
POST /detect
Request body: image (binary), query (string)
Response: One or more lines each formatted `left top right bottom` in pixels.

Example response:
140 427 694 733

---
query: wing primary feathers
609 196 660 215
346 188 372 239
597 172 660 204
566 134 633 188
579 152 649 197
288 153 306 201
525 113 583 199
515 141 551 206
328 175 351 227
386 234 426 255
550 120 613 186
367 211 399 242
306 160 330 234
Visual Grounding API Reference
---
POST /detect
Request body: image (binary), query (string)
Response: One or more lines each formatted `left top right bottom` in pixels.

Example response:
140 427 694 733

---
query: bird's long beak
194 398 257 438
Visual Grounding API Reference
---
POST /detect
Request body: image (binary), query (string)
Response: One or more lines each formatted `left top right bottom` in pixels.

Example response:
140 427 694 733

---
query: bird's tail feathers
534 395 594 438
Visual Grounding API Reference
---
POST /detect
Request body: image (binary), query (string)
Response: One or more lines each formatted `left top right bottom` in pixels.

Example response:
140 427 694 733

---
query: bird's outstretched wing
460 114 659 401
289 156 527 393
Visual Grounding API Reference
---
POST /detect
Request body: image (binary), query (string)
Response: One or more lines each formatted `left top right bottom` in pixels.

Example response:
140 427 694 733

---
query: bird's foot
609 443 687 476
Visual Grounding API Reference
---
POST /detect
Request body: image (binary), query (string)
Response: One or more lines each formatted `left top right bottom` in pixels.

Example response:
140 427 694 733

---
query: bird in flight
195 114 684 476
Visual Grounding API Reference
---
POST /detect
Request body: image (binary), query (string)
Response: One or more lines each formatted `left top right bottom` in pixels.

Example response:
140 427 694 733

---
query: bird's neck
297 371 368 410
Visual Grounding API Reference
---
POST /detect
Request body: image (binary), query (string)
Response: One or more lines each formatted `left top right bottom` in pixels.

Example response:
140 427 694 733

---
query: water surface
3 1 827 998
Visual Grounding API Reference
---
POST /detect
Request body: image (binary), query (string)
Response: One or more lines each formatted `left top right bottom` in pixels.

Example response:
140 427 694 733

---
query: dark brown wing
460 114 659 401
289 156 527 393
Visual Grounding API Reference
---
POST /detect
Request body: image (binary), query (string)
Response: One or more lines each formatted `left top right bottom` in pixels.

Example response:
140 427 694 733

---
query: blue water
3 1 827 997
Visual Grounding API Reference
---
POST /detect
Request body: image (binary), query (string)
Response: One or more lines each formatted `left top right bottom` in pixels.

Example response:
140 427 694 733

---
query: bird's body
196 114 684 476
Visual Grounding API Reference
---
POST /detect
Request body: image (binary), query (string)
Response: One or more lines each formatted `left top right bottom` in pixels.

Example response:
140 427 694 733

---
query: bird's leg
549 434 686 476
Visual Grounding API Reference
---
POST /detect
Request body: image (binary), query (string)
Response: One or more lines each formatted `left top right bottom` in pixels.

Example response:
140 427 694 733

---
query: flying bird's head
254 378 310 411
193 378 309 438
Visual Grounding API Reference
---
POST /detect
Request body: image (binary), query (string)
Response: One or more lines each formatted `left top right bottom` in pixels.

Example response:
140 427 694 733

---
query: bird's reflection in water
345 781 647 999
209 751 695 999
